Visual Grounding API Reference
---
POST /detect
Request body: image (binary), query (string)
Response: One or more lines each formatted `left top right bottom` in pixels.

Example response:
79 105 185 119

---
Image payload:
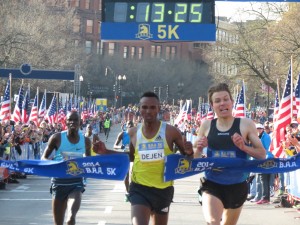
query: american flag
270 64 292 158
28 94 38 126
201 103 208 121
12 85 24 123
67 97 72 114
174 101 186 125
0 79 11 122
233 91 240 114
89 99 96 117
196 100 202 122
57 97 66 129
293 73 300 118
206 105 214 120
81 101 89 121
46 95 57 125
184 99 192 121
38 91 46 118
233 82 246 118
21 91 30 124
174 100 191 125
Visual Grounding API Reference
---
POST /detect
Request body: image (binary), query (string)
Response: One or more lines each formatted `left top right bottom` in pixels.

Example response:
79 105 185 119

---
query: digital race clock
101 0 216 41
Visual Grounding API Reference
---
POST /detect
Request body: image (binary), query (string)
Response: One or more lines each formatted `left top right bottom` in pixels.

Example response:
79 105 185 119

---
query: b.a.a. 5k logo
66 161 84 176
135 24 153 40
175 158 192 174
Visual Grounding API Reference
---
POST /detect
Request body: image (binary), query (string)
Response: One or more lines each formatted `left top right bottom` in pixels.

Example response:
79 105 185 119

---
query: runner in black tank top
194 83 266 225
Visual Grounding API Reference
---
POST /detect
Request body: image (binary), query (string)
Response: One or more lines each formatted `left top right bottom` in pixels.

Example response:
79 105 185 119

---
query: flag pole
37 87 39 115
243 80 246 116
277 79 280 102
291 56 293 120
9 73 12 116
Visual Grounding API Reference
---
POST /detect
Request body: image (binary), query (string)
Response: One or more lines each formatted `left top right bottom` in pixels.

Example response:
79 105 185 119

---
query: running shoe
256 199 270 204
250 198 259 203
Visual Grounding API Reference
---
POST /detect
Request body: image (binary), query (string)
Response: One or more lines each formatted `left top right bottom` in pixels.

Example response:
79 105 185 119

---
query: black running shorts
199 179 248 209
129 182 174 214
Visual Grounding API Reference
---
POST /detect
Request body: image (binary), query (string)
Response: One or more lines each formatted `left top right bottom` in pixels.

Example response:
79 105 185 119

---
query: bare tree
0 0 84 93
205 2 296 94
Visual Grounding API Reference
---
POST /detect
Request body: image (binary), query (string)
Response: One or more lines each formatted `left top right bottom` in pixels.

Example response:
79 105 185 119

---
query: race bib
212 150 236 158
138 142 164 162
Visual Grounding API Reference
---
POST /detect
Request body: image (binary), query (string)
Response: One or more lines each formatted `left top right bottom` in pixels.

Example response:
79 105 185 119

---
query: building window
165 46 176 60
130 46 136 59
73 18 80 33
170 47 177 59
166 46 170 60
97 41 101 54
123 46 129 58
85 40 92 54
150 45 162 58
108 42 115 55
99 0 102 11
157 46 162 57
138 47 144 59
100 41 104 55
75 0 80 7
85 0 90 9
86 19 93 33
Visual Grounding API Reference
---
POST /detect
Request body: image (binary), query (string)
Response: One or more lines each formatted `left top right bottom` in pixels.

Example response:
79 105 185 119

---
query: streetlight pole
158 86 162 101
74 64 80 99
118 74 126 107
177 82 184 100
106 66 118 108
79 75 83 98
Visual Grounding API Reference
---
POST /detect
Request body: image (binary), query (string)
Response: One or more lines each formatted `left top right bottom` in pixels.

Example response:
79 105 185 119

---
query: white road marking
104 206 113 214
97 221 106 225
111 183 126 192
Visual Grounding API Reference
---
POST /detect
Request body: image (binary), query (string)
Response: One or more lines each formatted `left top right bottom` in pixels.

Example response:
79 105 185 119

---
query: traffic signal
113 84 116 92
154 86 158 94
118 86 121 93
166 84 169 97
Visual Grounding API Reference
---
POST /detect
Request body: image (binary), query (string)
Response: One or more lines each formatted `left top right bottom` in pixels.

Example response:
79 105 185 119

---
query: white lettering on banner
24 168 34 174
85 167 103 174
139 149 164 162
82 162 101 167
1 162 18 170
196 162 210 168
195 162 214 172
279 161 297 168
107 168 116 175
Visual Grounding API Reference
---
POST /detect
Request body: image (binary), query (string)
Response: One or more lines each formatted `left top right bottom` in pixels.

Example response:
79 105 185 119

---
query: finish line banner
164 154 300 182
0 154 129 181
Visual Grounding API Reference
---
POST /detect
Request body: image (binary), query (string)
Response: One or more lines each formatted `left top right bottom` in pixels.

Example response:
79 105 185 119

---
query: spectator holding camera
285 121 300 155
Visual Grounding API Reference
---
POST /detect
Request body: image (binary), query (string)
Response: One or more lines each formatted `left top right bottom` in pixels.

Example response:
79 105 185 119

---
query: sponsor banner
0 154 129 181
164 154 300 182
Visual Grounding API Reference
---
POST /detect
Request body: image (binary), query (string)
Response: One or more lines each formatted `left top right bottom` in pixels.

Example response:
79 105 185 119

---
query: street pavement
0 123 300 225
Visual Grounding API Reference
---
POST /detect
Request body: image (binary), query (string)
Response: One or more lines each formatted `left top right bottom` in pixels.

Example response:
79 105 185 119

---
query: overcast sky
215 2 253 18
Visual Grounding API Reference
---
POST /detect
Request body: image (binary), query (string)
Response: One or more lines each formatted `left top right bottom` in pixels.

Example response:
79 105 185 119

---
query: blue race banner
0 154 129 181
164 154 300 182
